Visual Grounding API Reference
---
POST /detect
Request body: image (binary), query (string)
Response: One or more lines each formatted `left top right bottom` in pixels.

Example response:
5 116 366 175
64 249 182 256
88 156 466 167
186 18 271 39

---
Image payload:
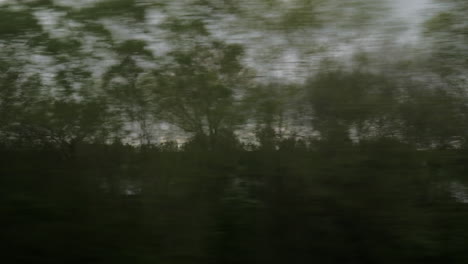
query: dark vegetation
2 0 468 263
3 143 468 263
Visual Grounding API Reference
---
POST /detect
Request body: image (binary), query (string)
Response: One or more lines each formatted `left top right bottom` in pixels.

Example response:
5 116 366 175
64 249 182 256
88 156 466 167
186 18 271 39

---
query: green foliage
149 40 248 149
0 8 41 37
306 69 400 142
425 12 456 33
399 86 467 149
44 37 82 55
160 18 210 37
2 146 467 263
424 0 468 76
115 39 153 57
71 0 147 21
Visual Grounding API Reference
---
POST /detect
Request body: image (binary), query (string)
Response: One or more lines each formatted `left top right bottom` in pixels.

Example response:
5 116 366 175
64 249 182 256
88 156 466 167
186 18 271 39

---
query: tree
243 83 303 150
305 69 400 144
103 40 155 145
148 41 248 150
424 0 468 77
8 95 111 158
398 85 467 149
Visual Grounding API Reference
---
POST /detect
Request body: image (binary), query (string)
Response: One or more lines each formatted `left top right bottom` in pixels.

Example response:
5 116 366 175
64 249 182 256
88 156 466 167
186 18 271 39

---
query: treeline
1 43 467 157
1 0 467 156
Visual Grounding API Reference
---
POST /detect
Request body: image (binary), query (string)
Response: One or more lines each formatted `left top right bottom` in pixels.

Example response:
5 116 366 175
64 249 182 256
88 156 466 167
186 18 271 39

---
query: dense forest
2 0 468 263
